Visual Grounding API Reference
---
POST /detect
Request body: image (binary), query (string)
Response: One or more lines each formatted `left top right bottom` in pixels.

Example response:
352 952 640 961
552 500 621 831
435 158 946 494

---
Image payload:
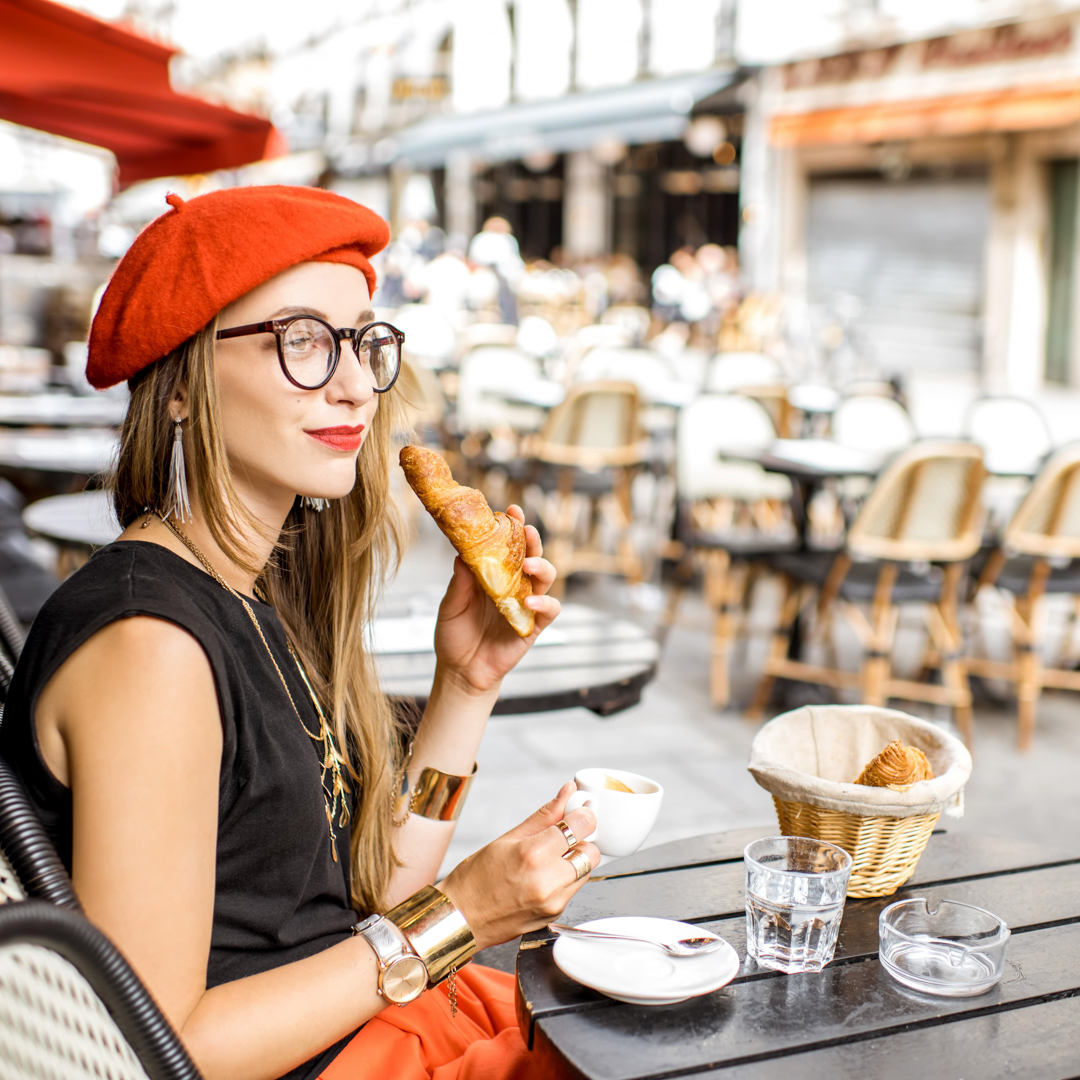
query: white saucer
552 917 740 1005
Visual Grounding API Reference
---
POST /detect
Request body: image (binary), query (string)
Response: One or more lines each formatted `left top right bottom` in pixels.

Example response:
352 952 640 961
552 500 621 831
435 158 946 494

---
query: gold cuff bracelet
394 763 478 823
387 884 476 985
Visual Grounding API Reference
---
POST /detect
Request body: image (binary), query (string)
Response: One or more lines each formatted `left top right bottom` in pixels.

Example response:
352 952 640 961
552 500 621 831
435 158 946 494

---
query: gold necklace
158 514 350 862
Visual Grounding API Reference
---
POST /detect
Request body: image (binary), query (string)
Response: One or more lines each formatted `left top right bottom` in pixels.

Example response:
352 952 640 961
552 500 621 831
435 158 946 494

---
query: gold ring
554 820 577 850
564 847 592 882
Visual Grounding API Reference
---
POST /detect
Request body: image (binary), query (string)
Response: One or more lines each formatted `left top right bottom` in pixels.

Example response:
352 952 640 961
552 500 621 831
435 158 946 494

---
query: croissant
399 446 534 637
856 740 935 790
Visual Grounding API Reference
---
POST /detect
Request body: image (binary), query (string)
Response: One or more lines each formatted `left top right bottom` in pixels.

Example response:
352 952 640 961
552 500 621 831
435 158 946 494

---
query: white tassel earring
302 497 328 512
166 415 192 523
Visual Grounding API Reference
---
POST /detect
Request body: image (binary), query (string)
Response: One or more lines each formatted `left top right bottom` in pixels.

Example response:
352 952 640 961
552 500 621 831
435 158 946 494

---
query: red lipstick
305 424 366 452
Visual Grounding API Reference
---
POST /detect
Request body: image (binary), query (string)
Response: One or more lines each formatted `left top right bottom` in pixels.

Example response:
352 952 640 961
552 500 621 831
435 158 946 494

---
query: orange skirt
319 965 554 1080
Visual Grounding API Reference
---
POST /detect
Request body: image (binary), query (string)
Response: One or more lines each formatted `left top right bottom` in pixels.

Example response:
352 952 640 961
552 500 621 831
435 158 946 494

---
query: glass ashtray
879 898 1010 997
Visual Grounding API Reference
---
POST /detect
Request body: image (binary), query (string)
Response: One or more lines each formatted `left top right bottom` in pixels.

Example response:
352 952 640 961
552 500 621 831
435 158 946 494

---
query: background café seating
703 352 791 437
666 394 797 707
526 381 646 599
749 442 986 744
966 443 1080 751
454 347 546 484
964 395 1053 532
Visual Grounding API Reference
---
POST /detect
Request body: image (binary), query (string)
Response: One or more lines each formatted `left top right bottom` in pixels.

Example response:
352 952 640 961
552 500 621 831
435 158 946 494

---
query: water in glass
744 836 852 974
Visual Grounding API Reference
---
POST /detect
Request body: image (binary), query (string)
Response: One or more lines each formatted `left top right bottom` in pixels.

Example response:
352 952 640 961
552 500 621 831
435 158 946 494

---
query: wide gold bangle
394 763 477 823
387 884 476 985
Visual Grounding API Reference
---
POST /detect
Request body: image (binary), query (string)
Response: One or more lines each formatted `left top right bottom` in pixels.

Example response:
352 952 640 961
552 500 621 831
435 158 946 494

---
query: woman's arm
37 614 595 1080
39 616 387 1080
386 509 562 902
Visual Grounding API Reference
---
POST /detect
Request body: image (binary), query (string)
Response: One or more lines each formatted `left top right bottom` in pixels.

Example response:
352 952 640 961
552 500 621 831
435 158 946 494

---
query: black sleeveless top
0 541 360 1080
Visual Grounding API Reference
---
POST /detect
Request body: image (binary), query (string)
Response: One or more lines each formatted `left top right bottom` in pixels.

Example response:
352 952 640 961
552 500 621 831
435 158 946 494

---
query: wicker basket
749 705 972 898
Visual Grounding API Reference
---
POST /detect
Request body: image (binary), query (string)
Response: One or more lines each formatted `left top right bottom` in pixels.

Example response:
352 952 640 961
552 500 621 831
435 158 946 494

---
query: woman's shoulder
24 540 233 661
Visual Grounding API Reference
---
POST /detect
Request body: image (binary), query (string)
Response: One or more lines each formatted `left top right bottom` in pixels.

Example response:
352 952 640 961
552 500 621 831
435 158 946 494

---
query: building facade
739 0 1080 393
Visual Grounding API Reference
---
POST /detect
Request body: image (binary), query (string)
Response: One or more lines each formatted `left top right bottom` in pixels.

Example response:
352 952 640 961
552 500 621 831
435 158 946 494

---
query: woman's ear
172 386 189 423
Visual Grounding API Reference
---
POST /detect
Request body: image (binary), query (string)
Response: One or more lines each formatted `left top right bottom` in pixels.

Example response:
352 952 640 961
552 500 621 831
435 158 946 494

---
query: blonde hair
112 320 408 914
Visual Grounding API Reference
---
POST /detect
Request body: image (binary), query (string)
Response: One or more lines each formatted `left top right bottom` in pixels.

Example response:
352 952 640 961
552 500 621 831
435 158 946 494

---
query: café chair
574 347 683 431
0 762 202 1080
703 352 783 393
600 305 650 344
749 442 986 744
389 305 456 371
455 347 546 487
526 381 646 599
832 394 916 457
964 395 1052 532
829 394 919 511
703 353 791 437
666 395 797 707
562 324 633 377
0 580 201 1080
454 322 519 360
966 444 1080 750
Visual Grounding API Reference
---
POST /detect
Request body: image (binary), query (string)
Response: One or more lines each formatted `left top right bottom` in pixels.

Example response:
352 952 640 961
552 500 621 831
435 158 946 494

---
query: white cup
563 768 663 858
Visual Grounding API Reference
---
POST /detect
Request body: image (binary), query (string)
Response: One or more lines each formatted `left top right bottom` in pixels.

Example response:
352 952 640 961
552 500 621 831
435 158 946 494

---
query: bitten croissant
399 446 534 637
856 740 935 790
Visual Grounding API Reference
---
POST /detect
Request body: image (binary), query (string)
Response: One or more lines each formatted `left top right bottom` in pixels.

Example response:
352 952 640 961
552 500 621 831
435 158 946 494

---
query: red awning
0 0 285 186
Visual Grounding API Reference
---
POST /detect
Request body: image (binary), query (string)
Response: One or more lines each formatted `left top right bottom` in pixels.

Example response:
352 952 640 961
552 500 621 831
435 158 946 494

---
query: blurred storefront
741 10 1080 394
382 68 741 268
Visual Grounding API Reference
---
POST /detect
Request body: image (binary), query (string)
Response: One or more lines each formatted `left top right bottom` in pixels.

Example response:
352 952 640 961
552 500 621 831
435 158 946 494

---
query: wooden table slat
531 921 1080 1080
517 857 1080 1043
674 993 1080 1080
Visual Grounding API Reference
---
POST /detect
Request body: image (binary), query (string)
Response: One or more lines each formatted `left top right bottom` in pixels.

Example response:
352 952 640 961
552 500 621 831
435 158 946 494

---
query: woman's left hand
432 505 560 696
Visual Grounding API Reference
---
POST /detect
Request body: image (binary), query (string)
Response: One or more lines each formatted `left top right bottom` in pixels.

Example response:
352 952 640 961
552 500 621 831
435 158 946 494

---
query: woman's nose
329 341 376 405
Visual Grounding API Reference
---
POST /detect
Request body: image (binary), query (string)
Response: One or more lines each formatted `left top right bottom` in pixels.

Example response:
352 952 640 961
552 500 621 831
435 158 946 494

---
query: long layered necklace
158 515 350 862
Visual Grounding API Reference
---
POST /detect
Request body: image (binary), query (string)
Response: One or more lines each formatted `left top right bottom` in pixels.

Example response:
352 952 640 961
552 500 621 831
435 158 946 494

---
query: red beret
87 185 390 389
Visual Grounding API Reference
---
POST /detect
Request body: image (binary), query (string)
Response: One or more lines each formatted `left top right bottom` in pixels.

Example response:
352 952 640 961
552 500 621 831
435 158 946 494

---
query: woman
0 186 599 1080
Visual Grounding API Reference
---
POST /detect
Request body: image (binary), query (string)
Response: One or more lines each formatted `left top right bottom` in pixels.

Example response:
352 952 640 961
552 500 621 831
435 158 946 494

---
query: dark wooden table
516 827 1080 1079
375 595 659 717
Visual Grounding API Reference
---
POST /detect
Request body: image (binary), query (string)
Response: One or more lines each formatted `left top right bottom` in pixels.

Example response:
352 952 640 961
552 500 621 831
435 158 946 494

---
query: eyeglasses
215 316 404 393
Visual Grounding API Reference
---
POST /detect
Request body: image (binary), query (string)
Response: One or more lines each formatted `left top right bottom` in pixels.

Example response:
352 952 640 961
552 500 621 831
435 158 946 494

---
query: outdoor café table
0 428 118 479
375 595 659 716
516 827 1080 1080
11 509 661 718
0 393 127 428
23 489 119 550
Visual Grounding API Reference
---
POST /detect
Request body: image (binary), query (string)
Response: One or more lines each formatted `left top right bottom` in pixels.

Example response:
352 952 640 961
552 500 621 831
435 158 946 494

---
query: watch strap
355 916 410 966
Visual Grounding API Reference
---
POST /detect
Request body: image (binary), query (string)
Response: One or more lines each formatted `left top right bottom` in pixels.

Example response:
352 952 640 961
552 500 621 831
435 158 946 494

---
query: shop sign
392 76 450 101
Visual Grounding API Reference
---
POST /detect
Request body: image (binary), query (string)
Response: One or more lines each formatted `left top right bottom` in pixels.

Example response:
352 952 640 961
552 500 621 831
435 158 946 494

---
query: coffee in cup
564 768 663 858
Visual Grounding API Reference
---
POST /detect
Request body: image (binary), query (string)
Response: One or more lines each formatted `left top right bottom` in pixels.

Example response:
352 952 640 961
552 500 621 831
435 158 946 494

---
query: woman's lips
305 425 366 452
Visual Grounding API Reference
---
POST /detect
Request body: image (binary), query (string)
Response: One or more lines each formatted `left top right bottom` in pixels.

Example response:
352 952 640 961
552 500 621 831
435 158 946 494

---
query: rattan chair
527 381 646 598
0 595 202 1080
665 395 797 707
966 444 1080 749
749 442 986 743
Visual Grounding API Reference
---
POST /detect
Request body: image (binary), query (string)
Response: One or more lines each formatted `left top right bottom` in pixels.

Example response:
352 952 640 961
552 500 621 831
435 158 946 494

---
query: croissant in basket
856 740 934 792
400 446 534 637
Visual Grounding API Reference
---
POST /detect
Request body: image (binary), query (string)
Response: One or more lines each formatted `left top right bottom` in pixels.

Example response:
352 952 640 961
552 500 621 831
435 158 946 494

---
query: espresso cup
563 768 663 858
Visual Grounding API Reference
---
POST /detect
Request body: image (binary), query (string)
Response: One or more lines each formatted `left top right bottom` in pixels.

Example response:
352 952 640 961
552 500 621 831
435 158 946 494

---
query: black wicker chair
0 580 203 1080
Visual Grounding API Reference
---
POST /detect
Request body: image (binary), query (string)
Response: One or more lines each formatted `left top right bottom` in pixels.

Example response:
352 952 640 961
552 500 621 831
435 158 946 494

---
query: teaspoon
548 923 725 957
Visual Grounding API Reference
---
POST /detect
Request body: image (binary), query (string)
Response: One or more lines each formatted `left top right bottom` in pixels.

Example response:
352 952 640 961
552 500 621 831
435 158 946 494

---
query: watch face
383 955 428 1004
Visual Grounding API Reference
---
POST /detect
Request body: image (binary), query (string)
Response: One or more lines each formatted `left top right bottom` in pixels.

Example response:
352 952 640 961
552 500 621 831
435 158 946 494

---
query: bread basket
748 705 972 898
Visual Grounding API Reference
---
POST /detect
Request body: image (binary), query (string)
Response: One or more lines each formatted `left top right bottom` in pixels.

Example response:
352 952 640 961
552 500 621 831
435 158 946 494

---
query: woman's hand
432 505 560 695
438 783 600 951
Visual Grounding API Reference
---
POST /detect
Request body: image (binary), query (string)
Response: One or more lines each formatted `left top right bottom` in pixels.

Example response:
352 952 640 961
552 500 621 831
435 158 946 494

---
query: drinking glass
744 836 853 974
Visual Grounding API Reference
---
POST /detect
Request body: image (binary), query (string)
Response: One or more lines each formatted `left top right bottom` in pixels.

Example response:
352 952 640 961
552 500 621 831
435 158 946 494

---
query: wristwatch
352 913 429 1005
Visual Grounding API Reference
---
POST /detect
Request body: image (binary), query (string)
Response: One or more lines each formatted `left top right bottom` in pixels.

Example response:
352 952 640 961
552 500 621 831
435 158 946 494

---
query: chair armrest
0 900 202 1080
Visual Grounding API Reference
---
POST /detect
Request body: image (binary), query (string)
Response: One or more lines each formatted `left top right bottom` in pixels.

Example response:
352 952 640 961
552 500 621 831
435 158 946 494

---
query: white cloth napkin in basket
748 705 972 819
